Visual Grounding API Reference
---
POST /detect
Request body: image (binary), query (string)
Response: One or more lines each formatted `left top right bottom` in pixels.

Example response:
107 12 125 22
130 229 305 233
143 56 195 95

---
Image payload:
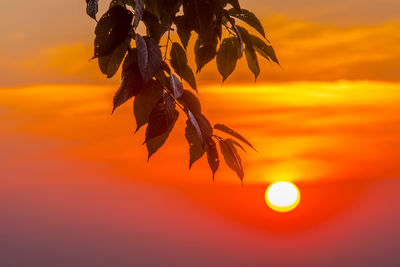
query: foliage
85 0 278 182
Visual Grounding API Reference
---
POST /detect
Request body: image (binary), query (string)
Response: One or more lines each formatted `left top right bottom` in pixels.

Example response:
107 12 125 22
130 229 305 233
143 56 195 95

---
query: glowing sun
265 181 301 212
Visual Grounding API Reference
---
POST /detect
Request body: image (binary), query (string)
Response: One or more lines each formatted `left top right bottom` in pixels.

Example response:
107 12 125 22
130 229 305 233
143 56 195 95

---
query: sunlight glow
265 181 301 212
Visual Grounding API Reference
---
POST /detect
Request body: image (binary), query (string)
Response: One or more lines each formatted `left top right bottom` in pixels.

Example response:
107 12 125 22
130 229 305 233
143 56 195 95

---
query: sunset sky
1 0 400 266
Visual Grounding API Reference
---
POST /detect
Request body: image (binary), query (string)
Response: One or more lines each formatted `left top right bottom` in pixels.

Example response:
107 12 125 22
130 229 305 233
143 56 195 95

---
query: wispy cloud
1 18 400 86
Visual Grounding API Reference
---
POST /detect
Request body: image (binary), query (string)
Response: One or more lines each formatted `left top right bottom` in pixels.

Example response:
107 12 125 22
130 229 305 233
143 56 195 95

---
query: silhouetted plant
85 0 279 182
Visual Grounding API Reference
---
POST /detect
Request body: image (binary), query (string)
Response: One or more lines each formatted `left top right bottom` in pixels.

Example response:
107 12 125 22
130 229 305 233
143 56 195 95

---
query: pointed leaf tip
86 0 99 20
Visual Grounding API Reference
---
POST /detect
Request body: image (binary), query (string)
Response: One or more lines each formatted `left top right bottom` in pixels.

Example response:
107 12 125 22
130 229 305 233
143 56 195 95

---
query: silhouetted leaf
227 138 246 152
186 0 216 44
206 139 219 180
170 72 183 98
249 35 279 64
147 110 179 159
214 123 256 151
136 34 148 76
185 119 205 168
133 0 144 28
86 0 275 180
160 61 171 73
157 0 180 27
113 50 143 112
170 42 197 91
170 42 187 74
227 0 241 11
182 66 197 91
136 34 163 82
145 93 176 141
155 70 171 91
194 40 217 73
133 79 163 132
142 10 164 43
187 110 203 144
219 139 244 180
227 16 243 54
215 10 223 40
244 44 260 81
217 37 240 82
98 37 130 78
178 90 201 114
175 15 192 49
194 113 213 141
86 0 98 20
143 0 159 18
94 5 133 57
228 9 265 38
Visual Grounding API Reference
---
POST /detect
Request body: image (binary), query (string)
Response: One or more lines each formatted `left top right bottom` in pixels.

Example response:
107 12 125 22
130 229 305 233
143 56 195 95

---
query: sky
1 0 400 86
1 0 400 266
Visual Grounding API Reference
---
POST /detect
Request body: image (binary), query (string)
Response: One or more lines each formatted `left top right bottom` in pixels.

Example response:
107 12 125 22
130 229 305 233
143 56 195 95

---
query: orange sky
1 0 400 86
1 1 400 265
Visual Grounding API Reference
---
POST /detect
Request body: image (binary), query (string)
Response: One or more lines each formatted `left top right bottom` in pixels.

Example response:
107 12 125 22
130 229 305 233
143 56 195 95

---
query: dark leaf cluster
85 0 278 181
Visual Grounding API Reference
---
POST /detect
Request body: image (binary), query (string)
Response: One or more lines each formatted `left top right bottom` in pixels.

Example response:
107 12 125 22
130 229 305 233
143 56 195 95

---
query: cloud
198 17 400 83
2 17 400 86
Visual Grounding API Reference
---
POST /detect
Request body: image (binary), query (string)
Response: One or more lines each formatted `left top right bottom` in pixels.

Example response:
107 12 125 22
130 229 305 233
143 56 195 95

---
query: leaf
214 123 256 151
185 119 205 168
219 139 244 181
227 16 243 54
235 25 251 48
133 79 163 132
188 0 216 44
136 34 163 82
94 5 133 57
175 16 192 49
205 138 219 180
227 138 246 153
133 0 144 28
217 37 240 82
215 10 223 40
155 70 171 90
194 40 217 73
98 37 130 78
194 113 213 141
158 0 180 27
170 42 197 91
135 34 148 77
86 0 98 20
147 110 179 159
249 35 279 65
142 10 164 43
187 110 203 144
112 51 143 113
178 90 201 115
145 93 176 141
244 44 260 81
170 42 187 74
144 0 160 18
227 0 241 11
228 9 265 38
182 66 197 91
170 72 183 98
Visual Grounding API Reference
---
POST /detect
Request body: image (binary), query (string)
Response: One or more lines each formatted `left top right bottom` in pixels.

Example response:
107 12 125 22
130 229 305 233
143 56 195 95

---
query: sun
265 181 301 212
